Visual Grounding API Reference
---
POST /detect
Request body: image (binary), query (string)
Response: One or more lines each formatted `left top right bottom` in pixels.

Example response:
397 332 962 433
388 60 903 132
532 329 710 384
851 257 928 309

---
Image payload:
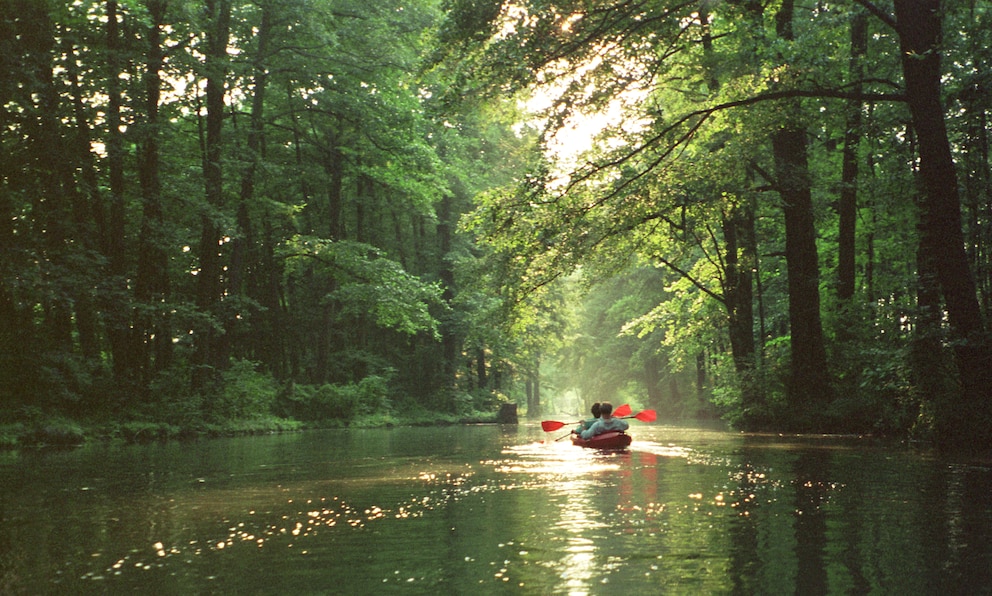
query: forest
0 0 989 453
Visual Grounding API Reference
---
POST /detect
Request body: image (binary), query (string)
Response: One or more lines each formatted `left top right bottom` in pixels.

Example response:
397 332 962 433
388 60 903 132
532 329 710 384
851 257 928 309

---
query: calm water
1 422 990 594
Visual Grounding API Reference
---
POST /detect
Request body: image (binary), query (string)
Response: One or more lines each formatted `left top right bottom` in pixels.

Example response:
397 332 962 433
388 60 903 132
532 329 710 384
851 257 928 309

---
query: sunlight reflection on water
3 424 990 594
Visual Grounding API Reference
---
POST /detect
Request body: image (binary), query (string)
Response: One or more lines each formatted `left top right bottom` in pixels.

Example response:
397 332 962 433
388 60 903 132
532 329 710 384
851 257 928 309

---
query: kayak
572 431 632 450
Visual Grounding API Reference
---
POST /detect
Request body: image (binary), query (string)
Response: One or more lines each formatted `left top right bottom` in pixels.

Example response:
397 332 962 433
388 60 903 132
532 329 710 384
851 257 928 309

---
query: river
1 421 990 594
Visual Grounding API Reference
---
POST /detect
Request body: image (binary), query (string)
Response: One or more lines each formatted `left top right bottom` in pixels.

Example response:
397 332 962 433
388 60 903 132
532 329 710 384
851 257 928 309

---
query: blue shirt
580 416 629 439
575 417 599 432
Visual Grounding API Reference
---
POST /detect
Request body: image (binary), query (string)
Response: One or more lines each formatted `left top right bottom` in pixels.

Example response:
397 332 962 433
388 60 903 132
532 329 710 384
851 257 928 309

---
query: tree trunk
893 0 992 451
103 0 134 381
193 0 232 388
476 347 488 390
438 191 459 409
63 36 102 362
837 10 867 305
958 16 992 317
772 0 833 422
32 12 75 355
722 200 756 374
230 1 271 364
722 198 763 425
325 126 344 240
529 361 542 417
135 0 172 377
696 351 706 399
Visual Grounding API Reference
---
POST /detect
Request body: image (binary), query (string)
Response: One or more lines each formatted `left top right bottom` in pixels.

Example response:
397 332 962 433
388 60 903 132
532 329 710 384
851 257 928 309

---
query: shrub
146 365 202 425
212 360 279 421
275 374 392 423
355 375 391 416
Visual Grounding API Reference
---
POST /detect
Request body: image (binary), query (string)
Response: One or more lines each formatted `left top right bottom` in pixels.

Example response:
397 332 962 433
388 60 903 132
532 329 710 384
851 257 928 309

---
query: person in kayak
574 402 602 434
579 401 629 439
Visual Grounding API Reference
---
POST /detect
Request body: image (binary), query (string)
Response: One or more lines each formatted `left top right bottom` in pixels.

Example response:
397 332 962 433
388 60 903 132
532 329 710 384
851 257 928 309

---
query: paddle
540 403 630 432
540 407 656 432
631 409 657 422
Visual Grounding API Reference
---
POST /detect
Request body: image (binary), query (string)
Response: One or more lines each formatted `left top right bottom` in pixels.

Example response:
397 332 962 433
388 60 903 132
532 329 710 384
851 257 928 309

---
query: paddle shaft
541 404 633 432
544 409 656 435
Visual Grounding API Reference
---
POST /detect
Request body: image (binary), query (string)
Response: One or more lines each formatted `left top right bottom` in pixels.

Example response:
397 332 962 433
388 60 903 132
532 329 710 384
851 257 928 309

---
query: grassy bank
1 409 504 450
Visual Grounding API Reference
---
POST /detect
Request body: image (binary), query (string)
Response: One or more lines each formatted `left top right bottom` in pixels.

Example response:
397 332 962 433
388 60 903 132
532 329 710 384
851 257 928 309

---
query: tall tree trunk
260 218 288 377
722 200 756 374
37 94 75 358
193 0 232 388
837 10 867 305
722 198 761 425
772 0 832 423
476 347 488 390
63 35 102 362
326 126 344 240
962 107 991 314
438 191 459 410
355 171 370 244
528 356 542 417
958 9 992 316
912 177 950 420
230 1 271 364
135 0 172 377
696 351 706 399
893 0 992 451
104 0 134 381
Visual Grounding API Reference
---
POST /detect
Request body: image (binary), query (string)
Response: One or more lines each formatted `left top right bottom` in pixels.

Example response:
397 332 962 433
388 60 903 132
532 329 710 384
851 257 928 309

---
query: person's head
590 402 601 418
599 402 614 418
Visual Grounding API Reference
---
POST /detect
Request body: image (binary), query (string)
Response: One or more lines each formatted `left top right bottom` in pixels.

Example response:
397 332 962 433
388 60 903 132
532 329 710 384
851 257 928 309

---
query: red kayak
572 430 632 449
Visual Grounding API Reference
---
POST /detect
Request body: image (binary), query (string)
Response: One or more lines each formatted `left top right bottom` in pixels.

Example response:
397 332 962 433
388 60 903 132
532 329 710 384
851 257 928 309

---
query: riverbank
0 410 504 450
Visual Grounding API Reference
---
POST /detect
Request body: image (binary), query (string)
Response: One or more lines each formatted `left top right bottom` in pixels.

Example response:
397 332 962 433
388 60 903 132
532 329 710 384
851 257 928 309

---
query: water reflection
1 425 991 593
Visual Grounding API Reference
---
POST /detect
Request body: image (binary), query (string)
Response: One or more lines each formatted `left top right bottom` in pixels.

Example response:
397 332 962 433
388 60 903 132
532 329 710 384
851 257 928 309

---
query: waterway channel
1 421 990 594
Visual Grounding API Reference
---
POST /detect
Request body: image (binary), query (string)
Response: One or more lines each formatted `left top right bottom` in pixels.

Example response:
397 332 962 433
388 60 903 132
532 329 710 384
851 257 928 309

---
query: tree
887 0 992 451
768 0 833 419
443 0 990 440
192 0 232 389
134 0 173 381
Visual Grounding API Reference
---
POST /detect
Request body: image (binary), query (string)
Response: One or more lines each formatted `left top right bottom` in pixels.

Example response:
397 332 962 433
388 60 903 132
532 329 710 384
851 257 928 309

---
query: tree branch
852 0 897 31
559 86 905 203
655 255 725 305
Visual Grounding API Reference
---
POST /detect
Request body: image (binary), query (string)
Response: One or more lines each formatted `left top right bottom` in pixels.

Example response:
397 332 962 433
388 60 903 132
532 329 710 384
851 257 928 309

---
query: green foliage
276 375 393 423
711 365 787 430
449 0 992 440
145 366 203 426
283 237 443 337
3 0 990 445
210 360 280 421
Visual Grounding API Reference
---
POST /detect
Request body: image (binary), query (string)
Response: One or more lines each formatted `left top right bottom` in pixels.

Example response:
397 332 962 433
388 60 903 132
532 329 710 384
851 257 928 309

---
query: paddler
579 401 629 439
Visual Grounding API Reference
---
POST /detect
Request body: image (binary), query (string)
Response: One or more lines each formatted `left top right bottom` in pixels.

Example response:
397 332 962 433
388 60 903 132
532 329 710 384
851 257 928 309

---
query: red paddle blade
541 420 566 432
613 404 632 417
634 409 657 422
